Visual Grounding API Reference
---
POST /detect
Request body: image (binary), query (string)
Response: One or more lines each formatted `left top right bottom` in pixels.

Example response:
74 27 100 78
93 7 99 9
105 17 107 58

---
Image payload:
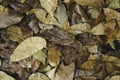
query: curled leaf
0 71 15 80
10 37 46 62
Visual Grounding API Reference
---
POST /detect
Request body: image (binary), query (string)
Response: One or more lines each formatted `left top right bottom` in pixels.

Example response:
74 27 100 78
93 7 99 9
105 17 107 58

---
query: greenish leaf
109 0 120 9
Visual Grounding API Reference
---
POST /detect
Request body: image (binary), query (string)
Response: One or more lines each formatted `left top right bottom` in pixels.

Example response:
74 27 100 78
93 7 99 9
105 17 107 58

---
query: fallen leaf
0 71 15 80
108 0 120 9
81 60 97 71
20 0 26 3
7 25 23 43
33 50 47 65
28 72 49 80
71 23 91 34
29 8 59 26
104 8 120 27
38 65 52 72
10 37 46 62
54 63 75 80
46 68 56 80
110 75 120 80
74 0 104 6
55 1 69 29
91 23 105 35
0 10 23 28
48 48 62 66
0 5 8 15
0 59 1 66
39 0 58 16
85 45 98 54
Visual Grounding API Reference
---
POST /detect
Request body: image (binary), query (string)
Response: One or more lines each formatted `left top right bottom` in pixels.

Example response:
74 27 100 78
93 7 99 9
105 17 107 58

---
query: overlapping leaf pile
0 0 120 80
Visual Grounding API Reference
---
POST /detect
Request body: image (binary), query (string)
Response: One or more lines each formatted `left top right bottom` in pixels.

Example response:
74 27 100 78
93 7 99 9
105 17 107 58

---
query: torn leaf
10 37 46 62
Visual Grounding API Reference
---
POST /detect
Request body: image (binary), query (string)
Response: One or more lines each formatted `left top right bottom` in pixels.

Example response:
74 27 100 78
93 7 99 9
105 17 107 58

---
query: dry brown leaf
39 0 58 16
48 48 62 66
0 71 15 80
7 25 23 43
28 72 49 80
10 37 46 62
54 63 75 80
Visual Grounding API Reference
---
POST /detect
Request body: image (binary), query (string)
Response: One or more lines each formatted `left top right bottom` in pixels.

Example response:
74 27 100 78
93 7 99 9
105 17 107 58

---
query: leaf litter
0 0 120 80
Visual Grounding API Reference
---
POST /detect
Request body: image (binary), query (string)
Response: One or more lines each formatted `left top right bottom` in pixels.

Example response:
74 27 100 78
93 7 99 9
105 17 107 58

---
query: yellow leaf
10 37 46 62
7 25 23 43
48 48 61 66
0 71 15 80
39 0 58 16
28 72 49 80
91 23 105 35
0 5 8 15
85 45 98 54
110 75 120 80
108 0 120 9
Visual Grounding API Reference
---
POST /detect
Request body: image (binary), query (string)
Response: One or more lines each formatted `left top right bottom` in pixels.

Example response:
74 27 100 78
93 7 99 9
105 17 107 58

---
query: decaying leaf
0 9 23 28
0 71 15 80
28 72 49 80
71 23 91 34
7 25 23 43
39 0 58 16
46 68 56 80
29 8 59 26
91 23 105 35
54 63 75 80
108 0 120 9
110 75 120 80
48 48 61 66
10 37 46 62
33 50 46 65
